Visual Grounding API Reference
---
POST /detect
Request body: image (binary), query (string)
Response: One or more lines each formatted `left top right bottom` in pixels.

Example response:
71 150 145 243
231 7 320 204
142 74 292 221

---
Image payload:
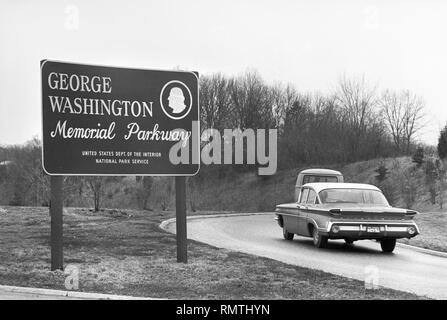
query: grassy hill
187 156 445 213
66 156 447 215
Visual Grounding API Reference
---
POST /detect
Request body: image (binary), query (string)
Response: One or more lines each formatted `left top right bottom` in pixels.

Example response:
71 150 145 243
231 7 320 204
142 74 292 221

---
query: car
294 168 343 201
275 182 420 253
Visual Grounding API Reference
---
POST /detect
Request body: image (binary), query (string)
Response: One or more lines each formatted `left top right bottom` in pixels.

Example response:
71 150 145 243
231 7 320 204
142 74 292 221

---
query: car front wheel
380 238 396 253
283 227 294 240
312 227 328 248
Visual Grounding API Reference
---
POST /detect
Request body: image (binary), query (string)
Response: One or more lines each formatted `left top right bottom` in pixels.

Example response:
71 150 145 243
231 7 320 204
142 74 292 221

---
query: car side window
307 189 317 204
300 188 309 204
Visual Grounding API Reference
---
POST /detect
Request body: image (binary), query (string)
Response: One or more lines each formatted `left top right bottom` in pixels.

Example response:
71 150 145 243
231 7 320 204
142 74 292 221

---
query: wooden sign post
50 176 64 270
175 176 187 263
41 60 199 269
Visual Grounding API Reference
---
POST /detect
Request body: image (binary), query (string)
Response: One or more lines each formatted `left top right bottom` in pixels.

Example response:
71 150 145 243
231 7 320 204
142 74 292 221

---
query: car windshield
318 188 389 206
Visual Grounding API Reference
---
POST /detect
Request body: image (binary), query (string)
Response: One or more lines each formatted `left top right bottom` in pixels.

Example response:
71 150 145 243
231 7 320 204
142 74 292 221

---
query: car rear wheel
283 227 294 240
312 227 328 248
380 238 396 253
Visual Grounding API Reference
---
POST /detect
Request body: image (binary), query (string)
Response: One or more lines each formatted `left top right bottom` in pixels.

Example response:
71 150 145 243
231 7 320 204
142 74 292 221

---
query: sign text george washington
41 60 199 175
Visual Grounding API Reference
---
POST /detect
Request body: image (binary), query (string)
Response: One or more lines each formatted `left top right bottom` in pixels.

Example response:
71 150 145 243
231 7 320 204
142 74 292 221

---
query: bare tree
271 83 299 133
401 91 425 152
135 176 153 210
334 74 378 160
8 137 50 206
200 73 233 131
380 89 424 153
229 70 275 130
380 90 405 152
86 177 104 212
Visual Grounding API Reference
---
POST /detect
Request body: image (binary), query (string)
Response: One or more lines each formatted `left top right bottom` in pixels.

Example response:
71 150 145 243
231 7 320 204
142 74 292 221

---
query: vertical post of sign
50 176 64 270
175 176 187 263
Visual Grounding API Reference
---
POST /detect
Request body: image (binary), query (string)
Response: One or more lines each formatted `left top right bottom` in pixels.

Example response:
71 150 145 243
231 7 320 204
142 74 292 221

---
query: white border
40 59 200 177
159 80 193 120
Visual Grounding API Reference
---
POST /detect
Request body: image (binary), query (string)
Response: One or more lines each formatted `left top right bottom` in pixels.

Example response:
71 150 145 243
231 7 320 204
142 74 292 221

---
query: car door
302 188 319 236
295 187 310 236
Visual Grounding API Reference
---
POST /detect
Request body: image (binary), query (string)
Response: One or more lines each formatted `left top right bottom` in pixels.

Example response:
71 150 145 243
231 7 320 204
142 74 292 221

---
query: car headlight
407 226 416 235
331 225 340 233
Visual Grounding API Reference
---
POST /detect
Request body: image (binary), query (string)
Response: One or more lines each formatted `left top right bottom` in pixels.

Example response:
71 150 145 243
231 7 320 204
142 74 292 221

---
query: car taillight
407 226 416 235
331 225 340 233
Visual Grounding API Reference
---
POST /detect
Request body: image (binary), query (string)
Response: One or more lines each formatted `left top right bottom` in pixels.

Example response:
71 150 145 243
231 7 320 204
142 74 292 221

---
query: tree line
0 71 426 210
200 71 424 169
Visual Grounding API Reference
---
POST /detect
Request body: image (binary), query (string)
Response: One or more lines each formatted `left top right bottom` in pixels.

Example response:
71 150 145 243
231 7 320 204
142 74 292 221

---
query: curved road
164 213 447 299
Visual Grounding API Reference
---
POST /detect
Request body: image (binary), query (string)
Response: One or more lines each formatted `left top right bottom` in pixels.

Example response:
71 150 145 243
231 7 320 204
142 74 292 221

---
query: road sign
41 60 199 176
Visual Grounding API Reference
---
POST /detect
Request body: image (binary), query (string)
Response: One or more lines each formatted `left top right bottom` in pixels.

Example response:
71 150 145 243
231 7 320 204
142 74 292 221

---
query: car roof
299 168 342 175
302 182 381 193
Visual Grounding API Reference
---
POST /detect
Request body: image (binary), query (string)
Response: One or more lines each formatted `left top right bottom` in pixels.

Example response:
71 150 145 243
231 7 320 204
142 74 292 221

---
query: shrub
412 147 424 168
374 163 389 182
424 158 438 205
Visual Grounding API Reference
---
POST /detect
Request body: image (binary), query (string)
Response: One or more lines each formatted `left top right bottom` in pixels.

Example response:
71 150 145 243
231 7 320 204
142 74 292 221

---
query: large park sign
41 60 199 176
41 60 198 269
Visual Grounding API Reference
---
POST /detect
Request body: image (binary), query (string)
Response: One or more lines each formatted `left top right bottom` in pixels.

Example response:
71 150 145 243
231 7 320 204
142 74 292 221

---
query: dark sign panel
41 60 199 175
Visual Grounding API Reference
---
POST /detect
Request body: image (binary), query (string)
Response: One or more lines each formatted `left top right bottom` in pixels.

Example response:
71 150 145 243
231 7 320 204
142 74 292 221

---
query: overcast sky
1 0 446 145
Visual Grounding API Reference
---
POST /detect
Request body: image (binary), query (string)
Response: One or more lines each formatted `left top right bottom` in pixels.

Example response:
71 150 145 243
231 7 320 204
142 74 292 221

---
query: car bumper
323 221 420 239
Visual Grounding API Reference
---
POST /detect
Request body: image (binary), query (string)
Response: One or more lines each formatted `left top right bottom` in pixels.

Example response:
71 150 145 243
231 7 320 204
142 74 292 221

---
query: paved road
166 214 447 299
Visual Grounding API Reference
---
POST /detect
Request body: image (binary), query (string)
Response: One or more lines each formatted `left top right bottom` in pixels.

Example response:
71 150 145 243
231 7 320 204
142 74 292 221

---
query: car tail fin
329 208 342 216
405 210 418 216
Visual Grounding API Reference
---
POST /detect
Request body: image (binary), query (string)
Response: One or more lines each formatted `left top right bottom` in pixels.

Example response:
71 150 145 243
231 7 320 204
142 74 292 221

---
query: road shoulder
0 284 155 300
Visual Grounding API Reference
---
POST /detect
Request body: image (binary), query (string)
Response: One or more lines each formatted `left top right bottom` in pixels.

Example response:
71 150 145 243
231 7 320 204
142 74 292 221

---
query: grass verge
399 212 447 253
0 206 423 299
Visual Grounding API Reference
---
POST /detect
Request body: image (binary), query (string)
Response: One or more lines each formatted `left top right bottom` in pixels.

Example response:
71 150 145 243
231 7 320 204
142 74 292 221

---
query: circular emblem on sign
160 80 192 120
